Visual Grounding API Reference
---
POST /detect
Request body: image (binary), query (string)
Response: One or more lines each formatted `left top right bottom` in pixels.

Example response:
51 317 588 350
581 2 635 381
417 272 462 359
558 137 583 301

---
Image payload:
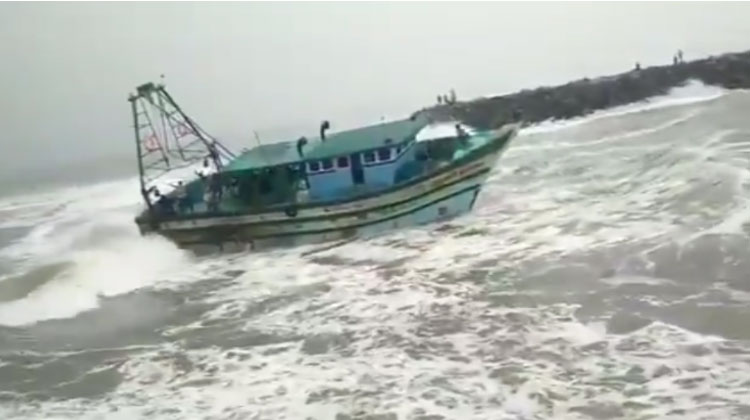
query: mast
128 81 236 207
158 86 226 171
129 93 150 209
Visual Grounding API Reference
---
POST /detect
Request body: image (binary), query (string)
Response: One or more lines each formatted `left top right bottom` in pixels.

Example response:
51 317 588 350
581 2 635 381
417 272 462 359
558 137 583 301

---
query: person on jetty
673 50 685 65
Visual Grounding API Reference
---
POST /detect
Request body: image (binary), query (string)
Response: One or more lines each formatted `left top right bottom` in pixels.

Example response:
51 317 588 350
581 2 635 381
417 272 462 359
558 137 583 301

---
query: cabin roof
223 142 302 172
223 114 429 172
304 115 428 160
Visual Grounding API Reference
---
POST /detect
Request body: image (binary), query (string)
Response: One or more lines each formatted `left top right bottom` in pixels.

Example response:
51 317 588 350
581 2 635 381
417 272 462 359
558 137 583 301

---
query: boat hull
137 127 514 252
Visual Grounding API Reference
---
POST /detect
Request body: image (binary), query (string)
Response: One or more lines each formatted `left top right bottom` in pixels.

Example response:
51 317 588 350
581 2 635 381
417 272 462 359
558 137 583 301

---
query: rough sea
1 81 750 420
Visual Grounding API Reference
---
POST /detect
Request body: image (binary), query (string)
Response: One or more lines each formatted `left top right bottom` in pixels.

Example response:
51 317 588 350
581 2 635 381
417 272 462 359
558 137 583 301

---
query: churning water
1 82 750 419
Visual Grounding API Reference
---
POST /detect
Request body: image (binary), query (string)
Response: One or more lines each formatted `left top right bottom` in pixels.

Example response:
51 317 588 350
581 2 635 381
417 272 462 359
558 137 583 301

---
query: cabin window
337 156 349 168
321 159 333 170
396 145 403 154
363 151 375 163
308 161 320 172
377 148 392 162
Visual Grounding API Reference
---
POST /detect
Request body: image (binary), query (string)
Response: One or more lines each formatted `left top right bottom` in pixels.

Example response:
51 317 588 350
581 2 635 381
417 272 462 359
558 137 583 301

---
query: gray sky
2 2 750 177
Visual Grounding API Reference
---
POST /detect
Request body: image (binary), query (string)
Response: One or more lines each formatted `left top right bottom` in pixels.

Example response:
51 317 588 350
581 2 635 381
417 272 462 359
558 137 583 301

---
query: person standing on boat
208 141 220 165
455 123 469 143
174 181 192 214
148 187 176 216
206 173 223 212
146 185 160 204
196 158 215 179
228 177 240 198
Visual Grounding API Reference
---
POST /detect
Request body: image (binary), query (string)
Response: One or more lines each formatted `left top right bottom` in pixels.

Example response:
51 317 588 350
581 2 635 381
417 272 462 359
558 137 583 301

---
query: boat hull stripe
178 184 482 243
157 164 493 230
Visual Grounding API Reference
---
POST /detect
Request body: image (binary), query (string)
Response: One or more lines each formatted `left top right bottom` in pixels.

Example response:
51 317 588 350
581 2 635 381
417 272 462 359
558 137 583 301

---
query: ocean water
1 82 750 419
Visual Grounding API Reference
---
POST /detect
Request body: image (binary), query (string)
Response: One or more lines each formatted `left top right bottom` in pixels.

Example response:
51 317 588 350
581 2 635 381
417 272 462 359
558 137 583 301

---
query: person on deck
207 173 223 212
146 186 160 203
148 187 176 216
228 177 240 198
173 181 193 214
208 141 220 164
196 158 214 179
455 123 469 145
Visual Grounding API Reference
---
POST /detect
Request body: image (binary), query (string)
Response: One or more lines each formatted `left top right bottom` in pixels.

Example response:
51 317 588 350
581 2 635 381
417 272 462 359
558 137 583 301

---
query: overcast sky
2 2 750 176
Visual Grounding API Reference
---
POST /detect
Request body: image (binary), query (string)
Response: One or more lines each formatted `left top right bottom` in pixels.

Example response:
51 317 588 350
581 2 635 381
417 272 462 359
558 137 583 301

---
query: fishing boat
130 81 518 252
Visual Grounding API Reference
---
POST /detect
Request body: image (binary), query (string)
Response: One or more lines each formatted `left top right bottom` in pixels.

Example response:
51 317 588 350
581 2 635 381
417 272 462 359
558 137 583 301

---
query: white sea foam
0 234 192 326
0 176 198 326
